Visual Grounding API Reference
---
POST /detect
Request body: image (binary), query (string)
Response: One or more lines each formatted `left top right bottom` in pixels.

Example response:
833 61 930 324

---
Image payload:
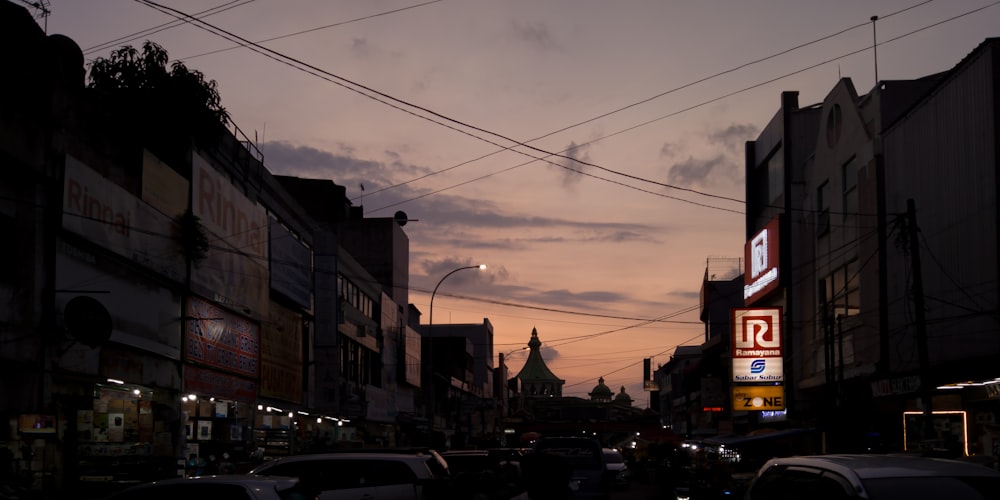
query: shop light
132 389 140 395
316 418 322 424
288 412 293 418
257 404 264 410
188 394 197 401
297 411 310 416
107 378 125 385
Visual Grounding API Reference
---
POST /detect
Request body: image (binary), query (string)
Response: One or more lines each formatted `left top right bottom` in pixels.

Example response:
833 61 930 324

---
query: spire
515 327 565 396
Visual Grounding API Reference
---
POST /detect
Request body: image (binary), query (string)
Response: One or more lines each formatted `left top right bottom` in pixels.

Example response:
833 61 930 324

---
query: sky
37 0 1000 403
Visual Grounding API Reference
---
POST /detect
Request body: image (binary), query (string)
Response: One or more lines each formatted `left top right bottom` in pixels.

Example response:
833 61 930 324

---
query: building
742 37 1000 456
0 4 423 496
422 319 497 449
504 328 651 447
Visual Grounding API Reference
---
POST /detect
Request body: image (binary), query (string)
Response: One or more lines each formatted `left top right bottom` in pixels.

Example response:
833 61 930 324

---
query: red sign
744 216 780 304
732 308 783 358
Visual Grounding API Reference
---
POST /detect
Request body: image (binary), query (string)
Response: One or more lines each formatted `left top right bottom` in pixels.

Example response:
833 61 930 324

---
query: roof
764 454 1000 480
515 327 564 383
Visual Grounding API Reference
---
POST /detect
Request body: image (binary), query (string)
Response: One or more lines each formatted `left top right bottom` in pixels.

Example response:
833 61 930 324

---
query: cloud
662 123 757 189
550 141 591 186
350 37 370 56
666 155 729 188
510 20 557 50
708 123 758 153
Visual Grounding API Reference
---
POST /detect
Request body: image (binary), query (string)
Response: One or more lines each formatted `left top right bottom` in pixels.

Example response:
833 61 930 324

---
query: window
748 466 851 500
817 181 831 237
841 159 857 229
826 260 860 319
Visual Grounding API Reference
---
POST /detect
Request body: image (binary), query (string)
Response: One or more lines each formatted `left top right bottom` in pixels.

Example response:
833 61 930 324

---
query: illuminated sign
732 308 783 358
732 385 785 411
744 217 780 304
702 406 725 413
732 357 784 382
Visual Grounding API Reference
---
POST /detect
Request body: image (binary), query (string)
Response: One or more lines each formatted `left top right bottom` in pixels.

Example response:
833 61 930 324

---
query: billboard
731 307 785 411
744 216 780 304
191 154 269 314
62 154 186 283
732 357 784 382
732 385 785 411
732 307 782 358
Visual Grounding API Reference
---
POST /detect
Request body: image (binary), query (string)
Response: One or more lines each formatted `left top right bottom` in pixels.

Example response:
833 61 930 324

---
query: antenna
871 15 879 88
19 0 51 33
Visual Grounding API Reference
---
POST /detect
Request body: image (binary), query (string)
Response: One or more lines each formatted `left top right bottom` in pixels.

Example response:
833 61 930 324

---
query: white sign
732 357 784 382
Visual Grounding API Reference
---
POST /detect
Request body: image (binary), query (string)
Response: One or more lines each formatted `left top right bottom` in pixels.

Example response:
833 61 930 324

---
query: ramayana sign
731 307 785 410
744 216 780 304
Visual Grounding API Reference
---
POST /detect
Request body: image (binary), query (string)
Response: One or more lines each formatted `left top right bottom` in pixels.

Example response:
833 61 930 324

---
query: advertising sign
191 154 269 314
185 296 260 378
744 216 780 304
731 307 784 411
259 302 303 404
732 308 783 358
269 219 312 310
732 357 784 382
62 155 186 283
732 385 785 411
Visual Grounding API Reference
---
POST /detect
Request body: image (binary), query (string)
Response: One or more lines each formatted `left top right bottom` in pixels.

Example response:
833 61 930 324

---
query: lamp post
427 264 486 439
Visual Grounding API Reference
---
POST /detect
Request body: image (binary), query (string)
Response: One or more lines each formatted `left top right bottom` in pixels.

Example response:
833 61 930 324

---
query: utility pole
906 199 934 447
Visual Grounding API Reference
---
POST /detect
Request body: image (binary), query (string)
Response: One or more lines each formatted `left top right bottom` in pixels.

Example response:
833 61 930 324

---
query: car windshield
863 476 1000 500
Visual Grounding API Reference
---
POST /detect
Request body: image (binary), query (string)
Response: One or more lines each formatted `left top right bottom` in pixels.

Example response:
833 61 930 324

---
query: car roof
262 452 434 462
152 474 299 485
761 454 1000 480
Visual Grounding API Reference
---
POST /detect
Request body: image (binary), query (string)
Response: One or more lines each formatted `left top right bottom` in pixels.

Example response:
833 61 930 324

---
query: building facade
742 38 1000 456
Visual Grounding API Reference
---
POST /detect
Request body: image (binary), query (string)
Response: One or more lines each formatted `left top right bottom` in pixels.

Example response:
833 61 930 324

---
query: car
102 475 307 500
601 448 630 489
529 436 612 499
744 454 1000 500
439 450 522 500
248 451 451 499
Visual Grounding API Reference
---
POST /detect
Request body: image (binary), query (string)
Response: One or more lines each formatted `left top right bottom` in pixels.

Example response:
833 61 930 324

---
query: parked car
744 454 1000 500
249 451 451 499
601 448 630 489
102 475 307 500
439 450 521 499
530 436 612 499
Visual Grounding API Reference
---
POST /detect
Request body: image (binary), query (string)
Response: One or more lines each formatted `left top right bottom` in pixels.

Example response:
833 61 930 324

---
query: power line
177 0 447 62
84 1 256 56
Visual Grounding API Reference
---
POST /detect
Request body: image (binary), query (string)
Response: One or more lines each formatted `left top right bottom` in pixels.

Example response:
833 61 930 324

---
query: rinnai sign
744 217 780 304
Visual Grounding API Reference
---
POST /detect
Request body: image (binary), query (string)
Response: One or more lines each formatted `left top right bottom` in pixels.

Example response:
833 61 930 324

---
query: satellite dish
394 210 416 227
64 295 112 347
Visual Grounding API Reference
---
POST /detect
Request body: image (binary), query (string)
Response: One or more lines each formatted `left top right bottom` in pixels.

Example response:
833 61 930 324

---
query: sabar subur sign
731 307 785 410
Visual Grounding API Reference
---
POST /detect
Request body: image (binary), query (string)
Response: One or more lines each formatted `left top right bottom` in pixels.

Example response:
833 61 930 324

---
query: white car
249 451 451 499
103 475 307 500
745 454 1000 500
601 448 630 489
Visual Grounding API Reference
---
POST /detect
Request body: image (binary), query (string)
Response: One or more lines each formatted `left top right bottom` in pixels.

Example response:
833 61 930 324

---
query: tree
87 41 229 146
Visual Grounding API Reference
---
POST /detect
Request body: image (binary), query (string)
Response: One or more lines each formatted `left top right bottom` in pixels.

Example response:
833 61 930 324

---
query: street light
427 264 486 438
